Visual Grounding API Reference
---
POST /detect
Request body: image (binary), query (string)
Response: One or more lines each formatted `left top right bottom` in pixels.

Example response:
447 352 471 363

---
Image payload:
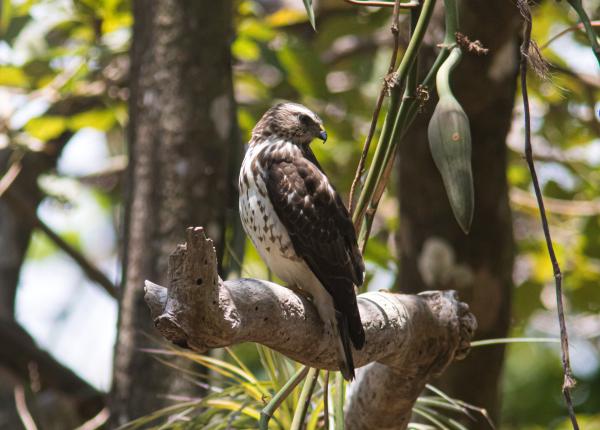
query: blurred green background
0 0 599 428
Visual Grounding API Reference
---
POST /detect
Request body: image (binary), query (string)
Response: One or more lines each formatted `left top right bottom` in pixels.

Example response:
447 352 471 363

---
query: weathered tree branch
144 227 476 428
0 319 105 419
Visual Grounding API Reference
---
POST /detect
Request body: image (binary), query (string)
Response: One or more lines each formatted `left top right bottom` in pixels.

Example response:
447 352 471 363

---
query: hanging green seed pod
428 47 474 234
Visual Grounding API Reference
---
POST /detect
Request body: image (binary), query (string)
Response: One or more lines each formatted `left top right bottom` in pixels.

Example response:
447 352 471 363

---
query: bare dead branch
511 187 600 217
0 319 105 419
2 188 118 298
144 227 476 428
541 20 600 50
455 32 489 55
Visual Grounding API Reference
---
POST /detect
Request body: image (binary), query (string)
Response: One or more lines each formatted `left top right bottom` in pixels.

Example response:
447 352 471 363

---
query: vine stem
352 0 437 229
290 368 319 430
517 1 579 429
342 0 419 8
540 20 600 50
355 0 458 251
357 5 422 251
565 0 600 66
348 0 405 214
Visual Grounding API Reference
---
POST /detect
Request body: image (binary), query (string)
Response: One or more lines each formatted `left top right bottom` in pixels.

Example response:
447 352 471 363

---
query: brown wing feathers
263 151 365 351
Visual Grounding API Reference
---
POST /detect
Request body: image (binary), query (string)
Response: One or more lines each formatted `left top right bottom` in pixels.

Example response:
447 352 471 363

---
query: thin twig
564 0 600 66
342 0 419 8
2 188 119 298
0 160 23 198
351 0 436 234
356 1 426 251
540 20 600 50
510 187 600 217
517 2 579 429
348 0 404 214
74 408 110 430
14 386 38 430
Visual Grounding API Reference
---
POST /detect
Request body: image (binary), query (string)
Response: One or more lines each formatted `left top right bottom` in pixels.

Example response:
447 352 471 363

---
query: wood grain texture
145 227 477 430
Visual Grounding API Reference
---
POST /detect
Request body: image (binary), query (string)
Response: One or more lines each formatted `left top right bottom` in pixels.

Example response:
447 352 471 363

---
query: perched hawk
239 102 365 380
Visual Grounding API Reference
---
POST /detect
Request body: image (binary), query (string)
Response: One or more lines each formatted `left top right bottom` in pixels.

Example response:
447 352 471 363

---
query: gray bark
397 1 521 426
111 0 240 424
145 227 477 429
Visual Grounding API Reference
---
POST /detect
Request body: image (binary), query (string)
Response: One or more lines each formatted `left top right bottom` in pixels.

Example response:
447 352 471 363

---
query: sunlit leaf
266 8 308 27
238 19 275 42
232 36 261 62
1 0 12 33
102 12 132 34
277 37 327 97
0 66 29 87
27 231 58 260
24 116 68 141
68 109 116 131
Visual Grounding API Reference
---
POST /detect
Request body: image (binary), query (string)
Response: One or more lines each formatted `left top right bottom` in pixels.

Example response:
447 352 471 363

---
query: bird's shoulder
260 143 364 286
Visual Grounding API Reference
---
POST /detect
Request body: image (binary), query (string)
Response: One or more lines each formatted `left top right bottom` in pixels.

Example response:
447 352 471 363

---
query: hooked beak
318 127 328 143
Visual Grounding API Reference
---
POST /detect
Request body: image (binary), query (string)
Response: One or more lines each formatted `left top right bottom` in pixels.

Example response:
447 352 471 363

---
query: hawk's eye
299 114 312 126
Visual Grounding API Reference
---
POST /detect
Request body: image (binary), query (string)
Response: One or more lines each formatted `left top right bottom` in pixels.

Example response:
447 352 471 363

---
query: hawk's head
252 102 327 145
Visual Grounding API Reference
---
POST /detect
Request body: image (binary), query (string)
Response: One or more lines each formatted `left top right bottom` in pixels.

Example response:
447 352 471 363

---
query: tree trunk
111 0 239 424
397 2 521 426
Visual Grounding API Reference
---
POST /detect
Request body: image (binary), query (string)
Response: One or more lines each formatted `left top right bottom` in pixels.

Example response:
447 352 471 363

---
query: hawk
239 102 365 380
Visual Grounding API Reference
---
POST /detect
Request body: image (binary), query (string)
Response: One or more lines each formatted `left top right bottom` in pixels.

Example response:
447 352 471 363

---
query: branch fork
144 227 476 428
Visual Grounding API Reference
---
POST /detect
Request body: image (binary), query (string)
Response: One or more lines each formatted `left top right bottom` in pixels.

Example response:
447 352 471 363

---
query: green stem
290 368 319 430
356 7 421 252
323 371 330 430
396 0 458 143
352 88 401 231
257 346 293 419
436 46 462 96
352 0 437 229
333 372 345 430
358 1 458 252
259 366 309 430
443 0 459 45
470 337 560 347
399 46 450 136
566 0 600 66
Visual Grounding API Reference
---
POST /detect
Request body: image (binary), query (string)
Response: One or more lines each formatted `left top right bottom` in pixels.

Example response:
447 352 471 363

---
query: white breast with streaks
238 141 322 298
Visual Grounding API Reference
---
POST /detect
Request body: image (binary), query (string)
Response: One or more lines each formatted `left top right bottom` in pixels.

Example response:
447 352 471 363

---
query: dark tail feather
336 311 356 381
348 300 365 350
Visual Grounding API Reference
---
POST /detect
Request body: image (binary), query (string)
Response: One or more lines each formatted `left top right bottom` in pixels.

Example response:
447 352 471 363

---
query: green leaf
24 116 68 141
232 36 261 62
68 109 116 131
1 0 11 33
2 13 30 45
277 38 327 97
27 231 58 260
0 66 29 87
26 230 83 260
302 0 316 30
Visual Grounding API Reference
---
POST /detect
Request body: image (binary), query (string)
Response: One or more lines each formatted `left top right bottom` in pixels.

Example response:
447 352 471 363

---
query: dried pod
428 47 474 234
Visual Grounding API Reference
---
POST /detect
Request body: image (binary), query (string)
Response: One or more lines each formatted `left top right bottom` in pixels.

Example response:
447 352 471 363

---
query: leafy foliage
1 0 599 428
115 345 482 430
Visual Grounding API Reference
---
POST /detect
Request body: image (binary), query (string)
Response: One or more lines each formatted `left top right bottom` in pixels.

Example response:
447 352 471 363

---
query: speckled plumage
239 103 365 380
